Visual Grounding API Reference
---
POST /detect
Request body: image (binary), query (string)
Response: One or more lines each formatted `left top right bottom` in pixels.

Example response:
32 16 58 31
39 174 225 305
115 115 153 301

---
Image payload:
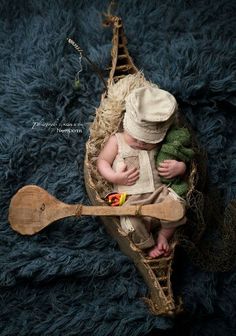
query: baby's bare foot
148 233 170 258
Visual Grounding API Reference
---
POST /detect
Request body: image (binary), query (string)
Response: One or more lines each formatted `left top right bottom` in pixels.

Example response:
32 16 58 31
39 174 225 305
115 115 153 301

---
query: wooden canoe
83 14 196 315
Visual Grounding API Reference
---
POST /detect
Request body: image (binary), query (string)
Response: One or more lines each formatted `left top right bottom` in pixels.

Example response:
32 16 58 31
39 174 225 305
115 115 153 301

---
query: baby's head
123 86 177 144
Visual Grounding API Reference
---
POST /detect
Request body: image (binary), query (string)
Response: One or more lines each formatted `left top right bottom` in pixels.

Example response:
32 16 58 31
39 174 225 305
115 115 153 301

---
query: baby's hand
158 160 186 179
115 164 139 186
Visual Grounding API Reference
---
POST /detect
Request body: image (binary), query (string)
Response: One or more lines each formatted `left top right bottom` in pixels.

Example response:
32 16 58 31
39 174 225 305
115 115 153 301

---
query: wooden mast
103 15 138 86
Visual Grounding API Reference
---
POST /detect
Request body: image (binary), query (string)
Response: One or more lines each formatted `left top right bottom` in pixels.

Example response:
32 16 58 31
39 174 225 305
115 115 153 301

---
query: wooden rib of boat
84 14 187 315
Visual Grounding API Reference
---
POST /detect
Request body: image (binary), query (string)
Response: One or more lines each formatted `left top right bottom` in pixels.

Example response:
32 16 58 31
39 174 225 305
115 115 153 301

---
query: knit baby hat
123 86 177 143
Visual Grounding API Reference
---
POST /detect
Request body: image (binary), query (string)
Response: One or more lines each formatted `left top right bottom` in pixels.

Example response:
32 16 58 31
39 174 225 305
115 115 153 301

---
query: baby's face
124 132 157 150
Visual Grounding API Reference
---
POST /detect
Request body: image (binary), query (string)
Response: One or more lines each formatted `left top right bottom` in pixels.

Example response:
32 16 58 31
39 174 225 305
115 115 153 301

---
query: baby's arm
158 160 186 179
97 135 139 185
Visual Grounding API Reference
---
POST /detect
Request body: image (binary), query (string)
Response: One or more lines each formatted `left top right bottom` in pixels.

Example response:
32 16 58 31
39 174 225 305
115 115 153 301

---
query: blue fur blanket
0 0 235 335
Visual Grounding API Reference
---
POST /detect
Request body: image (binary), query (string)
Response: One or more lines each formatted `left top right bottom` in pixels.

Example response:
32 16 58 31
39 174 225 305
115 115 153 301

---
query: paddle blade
8 185 75 235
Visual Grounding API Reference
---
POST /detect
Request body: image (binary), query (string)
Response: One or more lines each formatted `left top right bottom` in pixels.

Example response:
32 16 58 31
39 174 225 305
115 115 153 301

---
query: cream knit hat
123 86 177 143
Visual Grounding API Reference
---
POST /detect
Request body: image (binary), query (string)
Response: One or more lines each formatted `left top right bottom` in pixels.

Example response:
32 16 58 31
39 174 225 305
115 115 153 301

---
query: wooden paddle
8 185 185 235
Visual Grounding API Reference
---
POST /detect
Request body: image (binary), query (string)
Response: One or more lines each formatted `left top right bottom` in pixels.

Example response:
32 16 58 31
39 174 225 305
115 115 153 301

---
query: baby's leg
124 216 155 250
148 227 175 258
121 194 155 250
148 191 186 258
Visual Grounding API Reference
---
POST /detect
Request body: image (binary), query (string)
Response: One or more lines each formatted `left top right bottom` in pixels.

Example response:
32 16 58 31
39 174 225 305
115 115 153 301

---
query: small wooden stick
8 185 185 235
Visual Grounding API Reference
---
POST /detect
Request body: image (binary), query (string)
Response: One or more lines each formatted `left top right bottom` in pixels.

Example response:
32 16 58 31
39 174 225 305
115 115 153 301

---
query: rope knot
75 204 83 217
135 205 142 216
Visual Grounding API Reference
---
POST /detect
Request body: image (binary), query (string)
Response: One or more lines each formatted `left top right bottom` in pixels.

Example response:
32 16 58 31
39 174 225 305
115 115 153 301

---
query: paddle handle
79 200 184 222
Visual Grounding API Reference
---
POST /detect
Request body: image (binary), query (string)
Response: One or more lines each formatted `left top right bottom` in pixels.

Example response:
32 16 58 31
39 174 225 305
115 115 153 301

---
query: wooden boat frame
84 14 185 315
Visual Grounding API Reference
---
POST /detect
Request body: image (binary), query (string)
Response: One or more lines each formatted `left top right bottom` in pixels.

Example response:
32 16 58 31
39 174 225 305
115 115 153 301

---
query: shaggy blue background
0 0 235 335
